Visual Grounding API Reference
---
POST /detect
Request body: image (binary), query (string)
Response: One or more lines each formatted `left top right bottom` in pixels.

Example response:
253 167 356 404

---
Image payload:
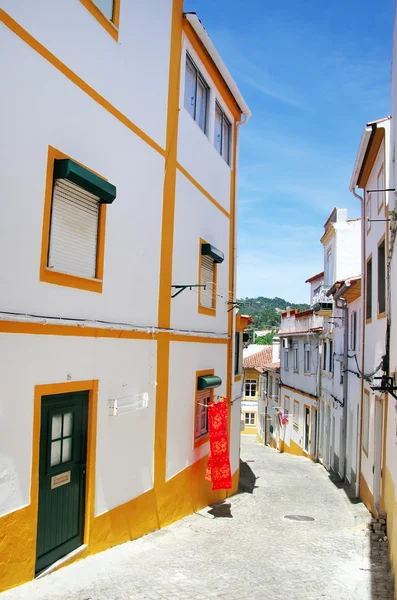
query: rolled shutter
48 179 100 279
196 389 210 437
200 255 215 308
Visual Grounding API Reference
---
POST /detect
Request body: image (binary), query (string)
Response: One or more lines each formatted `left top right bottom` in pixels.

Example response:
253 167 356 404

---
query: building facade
242 346 272 434
278 308 322 458
257 337 280 447
0 2 250 592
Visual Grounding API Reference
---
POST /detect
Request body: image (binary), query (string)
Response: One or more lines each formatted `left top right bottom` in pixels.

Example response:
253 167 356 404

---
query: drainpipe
350 186 365 498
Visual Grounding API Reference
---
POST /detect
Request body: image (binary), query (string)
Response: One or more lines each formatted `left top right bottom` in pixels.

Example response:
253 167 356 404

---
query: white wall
280 388 317 450
1 0 173 149
178 35 233 214
0 333 157 518
334 220 361 282
0 27 165 326
166 341 228 480
346 297 362 494
171 171 230 334
280 335 319 397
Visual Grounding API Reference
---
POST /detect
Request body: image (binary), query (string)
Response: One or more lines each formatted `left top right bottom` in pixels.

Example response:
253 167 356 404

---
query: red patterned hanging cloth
205 398 232 490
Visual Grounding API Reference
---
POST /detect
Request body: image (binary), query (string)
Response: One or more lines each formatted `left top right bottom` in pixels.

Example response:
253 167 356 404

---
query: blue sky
184 0 394 303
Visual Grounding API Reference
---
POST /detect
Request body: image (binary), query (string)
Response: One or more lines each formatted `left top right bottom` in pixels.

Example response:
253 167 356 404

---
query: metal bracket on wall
370 376 397 400
171 284 206 298
227 301 242 312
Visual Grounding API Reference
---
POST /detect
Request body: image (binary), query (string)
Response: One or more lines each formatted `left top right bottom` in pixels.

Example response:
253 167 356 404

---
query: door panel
304 408 310 452
36 391 88 574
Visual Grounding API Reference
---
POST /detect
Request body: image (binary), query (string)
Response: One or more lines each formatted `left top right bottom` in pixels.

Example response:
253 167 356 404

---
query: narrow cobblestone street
1 436 394 600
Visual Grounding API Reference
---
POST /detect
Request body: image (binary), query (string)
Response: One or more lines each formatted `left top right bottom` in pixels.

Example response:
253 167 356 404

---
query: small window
329 340 333 373
195 388 211 440
378 239 386 316
184 54 209 133
245 379 257 398
284 348 289 370
214 102 232 165
304 343 311 373
293 343 299 372
350 311 357 351
362 391 370 455
293 400 299 427
244 412 256 425
274 380 279 400
366 193 372 234
284 396 290 416
323 341 327 371
377 165 385 213
199 254 216 310
366 256 373 321
92 0 115 20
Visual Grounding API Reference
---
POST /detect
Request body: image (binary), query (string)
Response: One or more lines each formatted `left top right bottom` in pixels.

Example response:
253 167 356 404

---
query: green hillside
237 296 310 329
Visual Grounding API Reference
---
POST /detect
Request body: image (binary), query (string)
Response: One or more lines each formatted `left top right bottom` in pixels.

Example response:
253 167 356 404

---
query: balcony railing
311 285 333 313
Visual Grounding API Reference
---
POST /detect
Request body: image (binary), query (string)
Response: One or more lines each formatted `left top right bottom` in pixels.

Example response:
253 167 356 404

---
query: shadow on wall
238 459 258 494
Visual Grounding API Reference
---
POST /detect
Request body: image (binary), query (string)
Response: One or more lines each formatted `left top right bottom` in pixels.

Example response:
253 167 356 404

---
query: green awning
54 159 116 204
197 375 222 391
201 243 224 264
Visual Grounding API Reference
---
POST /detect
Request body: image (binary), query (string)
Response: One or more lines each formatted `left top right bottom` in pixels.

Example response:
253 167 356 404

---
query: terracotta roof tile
243 346 273 372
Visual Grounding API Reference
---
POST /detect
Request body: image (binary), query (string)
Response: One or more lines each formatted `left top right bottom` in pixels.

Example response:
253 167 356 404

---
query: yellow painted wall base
360 472 377 517
0 456 238 593
269 436 277 449
242 426 257 435
278 439 315 460
383 467 397 598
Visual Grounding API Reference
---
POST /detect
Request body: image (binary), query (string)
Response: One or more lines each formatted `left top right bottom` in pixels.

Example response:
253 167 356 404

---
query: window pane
222 117 231 164
366 258 372 319
62 438 72 463
50 440 61 466
51 415 62 440
93 0 114 20
196 77 207 132
184 57 196 119
63 413 73 437
214 104 222 154
378 241 386 314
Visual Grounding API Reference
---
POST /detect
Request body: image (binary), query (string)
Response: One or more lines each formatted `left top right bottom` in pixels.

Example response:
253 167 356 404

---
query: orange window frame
80 0 121 42
377 164 385 214
194 369 214 448
198 238 217 317
40 146 107 294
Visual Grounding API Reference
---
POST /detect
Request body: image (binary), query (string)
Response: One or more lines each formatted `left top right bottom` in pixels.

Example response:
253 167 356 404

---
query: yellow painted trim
182 20 241 122
0 320 229 344
198 238 217 317
176 162 230 218
383 466 397 588
377 162 385 215
0 10 165 158
360 471 377 517
40 146 107 293
0 380 98 592
79 0 120 41
320 224 335 246
157 0 183 330
194 369 214 448
234 375 242 382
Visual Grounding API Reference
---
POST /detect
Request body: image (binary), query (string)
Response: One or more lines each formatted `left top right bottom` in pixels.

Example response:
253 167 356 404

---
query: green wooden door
36 391 88 574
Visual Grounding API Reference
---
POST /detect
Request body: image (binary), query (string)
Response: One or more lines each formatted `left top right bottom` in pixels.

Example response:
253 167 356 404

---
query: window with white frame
274 379 279 400
284 396 290 416
293 342 299 372
184 54 208 133
293 400 299 427
195 388 211 440
214 102 231 165
93 0 115 20
284 348 289 370
245 379 257 397
323 341 327 371
244 412 256 425
350 310 357 351
304 343 311 373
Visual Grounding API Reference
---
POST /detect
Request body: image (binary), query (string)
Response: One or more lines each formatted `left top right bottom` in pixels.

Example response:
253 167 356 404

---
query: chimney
286 306 291 317
272 336 280 363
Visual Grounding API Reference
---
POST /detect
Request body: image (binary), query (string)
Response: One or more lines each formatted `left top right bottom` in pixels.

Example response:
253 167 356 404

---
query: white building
0 2 250 592
278 308 323 458
315 208 361 473
258 337 281 447
350 117 392 515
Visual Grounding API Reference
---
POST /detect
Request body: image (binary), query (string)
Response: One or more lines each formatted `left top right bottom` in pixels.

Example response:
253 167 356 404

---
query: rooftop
243 346 273 373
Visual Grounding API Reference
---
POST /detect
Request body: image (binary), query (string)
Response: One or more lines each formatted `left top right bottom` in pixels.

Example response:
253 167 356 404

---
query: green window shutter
197 375 222 391
54 159 116 204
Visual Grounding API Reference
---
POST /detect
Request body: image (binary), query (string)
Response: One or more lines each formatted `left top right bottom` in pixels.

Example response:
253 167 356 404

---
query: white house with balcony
278 307 323 459
315 208 361 474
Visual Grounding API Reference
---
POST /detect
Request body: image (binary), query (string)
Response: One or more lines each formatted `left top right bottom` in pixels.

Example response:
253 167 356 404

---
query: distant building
242 346 273 434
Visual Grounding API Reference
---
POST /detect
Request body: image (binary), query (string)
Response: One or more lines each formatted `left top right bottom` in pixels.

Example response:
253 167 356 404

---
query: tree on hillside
237 296 309 329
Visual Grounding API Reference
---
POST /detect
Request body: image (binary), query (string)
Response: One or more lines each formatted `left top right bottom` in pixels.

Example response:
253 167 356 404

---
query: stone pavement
1 436 395 600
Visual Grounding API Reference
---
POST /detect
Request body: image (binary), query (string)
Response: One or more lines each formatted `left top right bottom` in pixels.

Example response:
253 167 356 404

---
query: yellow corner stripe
0 10 165 157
